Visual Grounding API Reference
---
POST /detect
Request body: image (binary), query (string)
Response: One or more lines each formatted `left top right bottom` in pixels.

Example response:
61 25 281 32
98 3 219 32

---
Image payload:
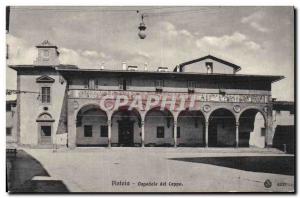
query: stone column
67 99 76 149
174 121 177 147
236 122 239 148
205 121 209 147
265 117 274 147
265 106 274 148
108 119 112 147
141 120 145 147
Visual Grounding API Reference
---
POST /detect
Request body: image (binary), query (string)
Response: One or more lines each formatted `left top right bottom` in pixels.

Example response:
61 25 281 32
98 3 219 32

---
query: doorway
118 120 134 146
40 125 52 144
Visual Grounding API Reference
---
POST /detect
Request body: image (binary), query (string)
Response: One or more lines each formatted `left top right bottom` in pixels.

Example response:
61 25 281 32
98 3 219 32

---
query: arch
238 108 266 148
75 103 109 119
208 108 236 147
145 106 176 120
110 105 142 147
177 110 206 147
111 105 142 122
76 104 109 147
238 106 267 124
144 106 175 147
177 109 206 121
36 112 54 122
207 106 237 122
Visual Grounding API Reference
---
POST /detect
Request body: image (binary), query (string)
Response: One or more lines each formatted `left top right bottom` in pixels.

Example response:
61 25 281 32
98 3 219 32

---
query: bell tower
34 40 60 66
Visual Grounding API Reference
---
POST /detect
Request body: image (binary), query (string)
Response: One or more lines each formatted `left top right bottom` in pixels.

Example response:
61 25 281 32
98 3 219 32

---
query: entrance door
40 125 52 144
118 121 134 146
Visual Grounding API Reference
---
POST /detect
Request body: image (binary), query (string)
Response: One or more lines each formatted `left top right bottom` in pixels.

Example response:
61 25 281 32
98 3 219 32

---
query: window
188 81 196 93
41 126 51 136
84 79 97 89
95 79 99 89
205 62 213 74
100 125 108 137
43 50 49 57
84 79 89 89
122 79 127 90
155 80 164 92
42 50 50 61
89 79 95 89
157 126 164 138
118 79 123 90
6 104 11 112
261 128 266 136
41 87 51 104
6 127 12 136
119 79 131 90
84 125 93 137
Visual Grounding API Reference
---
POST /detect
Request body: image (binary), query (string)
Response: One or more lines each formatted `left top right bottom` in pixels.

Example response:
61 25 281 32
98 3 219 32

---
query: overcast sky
6 6 294 101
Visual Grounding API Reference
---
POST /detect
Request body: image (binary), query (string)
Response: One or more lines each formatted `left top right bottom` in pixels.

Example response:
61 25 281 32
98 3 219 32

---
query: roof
273 101 295 112
9 64 284 83
174 55 242 72
6 100 17 104
9 64 78 71
55 67 284 83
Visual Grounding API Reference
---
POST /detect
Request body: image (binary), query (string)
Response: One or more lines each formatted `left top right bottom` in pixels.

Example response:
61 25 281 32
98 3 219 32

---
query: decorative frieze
70 90 270 104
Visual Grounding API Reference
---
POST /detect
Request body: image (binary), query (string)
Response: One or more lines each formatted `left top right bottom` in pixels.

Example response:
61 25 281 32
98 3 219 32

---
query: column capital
141 120 145 126
107 119 112 125
235 121 239 126
174 121 177 126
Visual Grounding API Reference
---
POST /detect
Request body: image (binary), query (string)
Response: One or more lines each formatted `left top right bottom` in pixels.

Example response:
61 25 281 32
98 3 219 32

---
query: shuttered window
41 87 51 103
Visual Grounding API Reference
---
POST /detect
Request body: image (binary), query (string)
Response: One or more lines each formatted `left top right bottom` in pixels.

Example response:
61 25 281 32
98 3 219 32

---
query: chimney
127 65 138 71
157 67 168 72
100 62 104 70
122 62 127 70
144 63 148 71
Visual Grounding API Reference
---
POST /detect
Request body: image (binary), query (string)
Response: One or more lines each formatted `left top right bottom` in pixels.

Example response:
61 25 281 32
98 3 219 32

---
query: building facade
9 41 284 149
272 101 295 153
6 100 17 147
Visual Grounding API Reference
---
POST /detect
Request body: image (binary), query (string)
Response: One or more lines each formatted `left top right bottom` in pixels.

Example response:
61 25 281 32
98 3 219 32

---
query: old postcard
6 6 295 193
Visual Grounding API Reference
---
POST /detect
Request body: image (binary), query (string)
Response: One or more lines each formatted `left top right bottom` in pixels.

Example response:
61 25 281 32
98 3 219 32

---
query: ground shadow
6 150 69 193
169 156 294 176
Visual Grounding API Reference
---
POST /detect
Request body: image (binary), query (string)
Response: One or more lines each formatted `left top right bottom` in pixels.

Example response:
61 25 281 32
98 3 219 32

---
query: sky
6 6 294 101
